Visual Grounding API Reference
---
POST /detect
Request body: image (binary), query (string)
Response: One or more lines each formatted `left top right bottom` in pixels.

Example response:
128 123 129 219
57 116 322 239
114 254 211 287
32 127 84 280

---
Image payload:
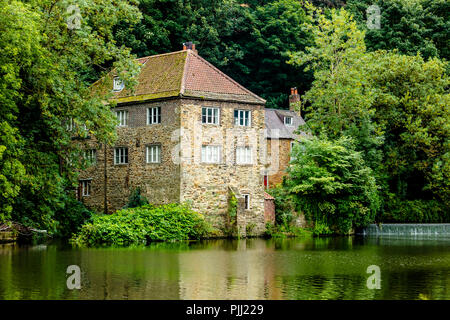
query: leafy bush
268 185 296 228
382 198 450 223
71 203 211 246
54 195 93 238
124 187 149 208
284 135 381 234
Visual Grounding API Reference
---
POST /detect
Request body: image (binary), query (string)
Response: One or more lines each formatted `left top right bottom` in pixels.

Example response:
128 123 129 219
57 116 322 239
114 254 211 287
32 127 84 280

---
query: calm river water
0 236 449 300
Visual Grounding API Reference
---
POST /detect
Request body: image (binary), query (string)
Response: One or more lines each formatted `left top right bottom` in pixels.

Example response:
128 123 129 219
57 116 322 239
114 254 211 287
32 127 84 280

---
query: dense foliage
284 136 380 234
0 0 141 234
71 204 211 246
286 5 449 232
1 0 448 237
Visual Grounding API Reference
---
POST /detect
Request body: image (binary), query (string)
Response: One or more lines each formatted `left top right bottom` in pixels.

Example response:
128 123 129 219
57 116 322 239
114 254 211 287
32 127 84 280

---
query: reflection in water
0 237 449 300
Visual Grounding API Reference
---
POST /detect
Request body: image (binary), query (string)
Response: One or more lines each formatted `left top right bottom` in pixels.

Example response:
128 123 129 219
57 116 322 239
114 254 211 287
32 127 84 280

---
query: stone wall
266 138 293 188
78 99 182 213
178 99 266 236
77 97 267 237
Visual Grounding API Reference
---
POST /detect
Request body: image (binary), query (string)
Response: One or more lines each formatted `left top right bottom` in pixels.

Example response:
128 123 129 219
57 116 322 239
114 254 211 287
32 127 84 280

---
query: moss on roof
92 50 265 105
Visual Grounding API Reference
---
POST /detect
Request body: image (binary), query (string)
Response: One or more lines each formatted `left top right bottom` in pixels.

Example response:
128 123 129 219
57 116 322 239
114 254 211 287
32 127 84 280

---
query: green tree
0 0 141 232
288 6 383 169
346 0 449 60
367 51 450 209
284 136 380 234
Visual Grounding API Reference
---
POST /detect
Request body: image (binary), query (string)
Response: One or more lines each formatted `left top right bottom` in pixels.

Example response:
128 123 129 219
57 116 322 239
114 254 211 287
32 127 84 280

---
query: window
147 107 161 125
234 109 251 126
236 146 252 164
116 110 128 127
80 180 91 197
264 175 268 188
284 116 293 126
84 149 97 164
202 107 219 124
146 145 161 163
201 145 221 163
113 77 124 92
114 147 128 164
243 194 250 210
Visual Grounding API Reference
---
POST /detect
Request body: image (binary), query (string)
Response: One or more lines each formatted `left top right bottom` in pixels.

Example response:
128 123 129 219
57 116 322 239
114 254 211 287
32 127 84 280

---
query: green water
0 236 449 300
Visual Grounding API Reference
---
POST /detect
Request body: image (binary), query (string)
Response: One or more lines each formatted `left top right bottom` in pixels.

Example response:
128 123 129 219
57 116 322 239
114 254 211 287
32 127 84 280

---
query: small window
147 107 161 125
80 180 91 197
116 110 128 127
234 109 251 127
201 145 221 163
284 116 293 126
243 194 250 210
146 145 161 163
202 107 219 124
236 146 252 165
264 175 268 188
114 147 128 164
113 77 124 92
84 149 97 165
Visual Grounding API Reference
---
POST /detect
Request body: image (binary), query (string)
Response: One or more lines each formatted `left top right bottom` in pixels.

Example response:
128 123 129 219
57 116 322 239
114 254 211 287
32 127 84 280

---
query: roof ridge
136 50 187 61
186 50 265 103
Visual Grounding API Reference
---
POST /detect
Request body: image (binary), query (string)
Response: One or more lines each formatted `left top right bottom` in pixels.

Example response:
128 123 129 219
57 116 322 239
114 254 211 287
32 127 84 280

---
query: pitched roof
95 50 265 105
265 108 307 139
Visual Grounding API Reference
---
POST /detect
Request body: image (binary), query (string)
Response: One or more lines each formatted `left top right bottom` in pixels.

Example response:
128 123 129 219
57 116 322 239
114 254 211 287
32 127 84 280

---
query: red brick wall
264 199 275 224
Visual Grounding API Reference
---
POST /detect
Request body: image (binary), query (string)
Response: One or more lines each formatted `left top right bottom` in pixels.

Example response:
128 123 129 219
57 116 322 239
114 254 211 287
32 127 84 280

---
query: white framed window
146 145 161 163
116 110 128 127
243 193 250 210
236 146 252 165
284 116 293 126
202 107 219 124
80 180 91 197
84 149 97 164
201 145 221 163
147 107 161 125
114 147 128 164
113 77 125 92
234 109 251 126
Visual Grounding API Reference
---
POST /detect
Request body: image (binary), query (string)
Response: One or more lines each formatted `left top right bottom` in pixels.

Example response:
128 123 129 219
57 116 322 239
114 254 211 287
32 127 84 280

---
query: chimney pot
182 42 197 53
289 87 301 116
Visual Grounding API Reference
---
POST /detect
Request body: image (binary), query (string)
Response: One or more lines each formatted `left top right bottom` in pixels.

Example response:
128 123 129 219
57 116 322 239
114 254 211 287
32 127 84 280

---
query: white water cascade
361 224 450 237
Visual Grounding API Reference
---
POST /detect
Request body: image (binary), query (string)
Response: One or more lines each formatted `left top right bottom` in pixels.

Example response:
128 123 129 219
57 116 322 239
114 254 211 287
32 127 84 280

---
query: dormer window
284 116 293 126
113 77 124 92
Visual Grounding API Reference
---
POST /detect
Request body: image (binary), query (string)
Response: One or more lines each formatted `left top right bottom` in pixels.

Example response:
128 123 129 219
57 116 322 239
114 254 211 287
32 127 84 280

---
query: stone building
264 88 306 188
78 45 269 236
77 46 306 236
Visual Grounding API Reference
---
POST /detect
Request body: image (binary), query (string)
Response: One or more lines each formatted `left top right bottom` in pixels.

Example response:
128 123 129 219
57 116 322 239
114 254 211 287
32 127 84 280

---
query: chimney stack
289 87 301 116
183 42 197 54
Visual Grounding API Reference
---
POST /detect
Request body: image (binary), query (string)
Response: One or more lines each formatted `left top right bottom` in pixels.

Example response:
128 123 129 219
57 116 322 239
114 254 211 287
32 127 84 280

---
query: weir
360 224 450 237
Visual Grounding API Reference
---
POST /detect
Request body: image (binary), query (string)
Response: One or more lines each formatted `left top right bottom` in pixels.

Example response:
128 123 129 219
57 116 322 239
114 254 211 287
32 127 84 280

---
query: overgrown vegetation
1 0 448 237
71 203 211 246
